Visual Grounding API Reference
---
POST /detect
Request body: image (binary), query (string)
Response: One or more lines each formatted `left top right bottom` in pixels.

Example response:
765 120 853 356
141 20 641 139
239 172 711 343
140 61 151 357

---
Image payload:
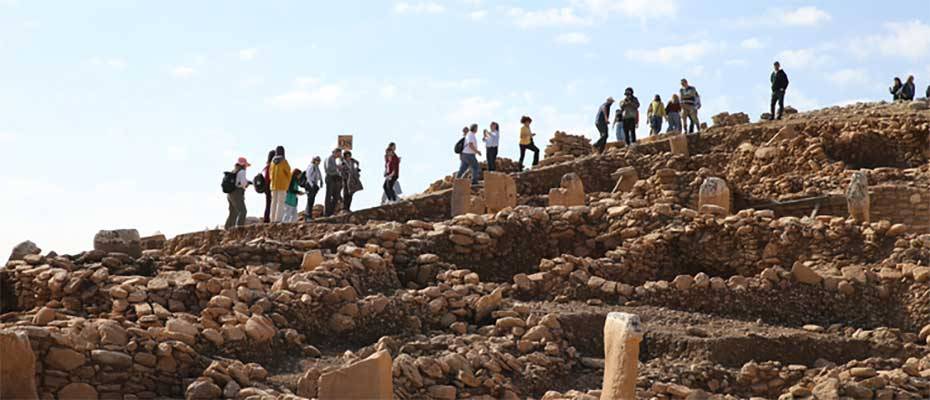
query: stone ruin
1 101 930 400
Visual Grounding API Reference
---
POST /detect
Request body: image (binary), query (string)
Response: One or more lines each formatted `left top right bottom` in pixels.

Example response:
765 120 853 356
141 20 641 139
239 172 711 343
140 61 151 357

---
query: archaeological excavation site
4 100 930 400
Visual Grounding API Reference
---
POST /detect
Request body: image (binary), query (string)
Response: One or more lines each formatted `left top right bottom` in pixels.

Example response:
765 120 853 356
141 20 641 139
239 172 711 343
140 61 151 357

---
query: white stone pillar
601 312 643 400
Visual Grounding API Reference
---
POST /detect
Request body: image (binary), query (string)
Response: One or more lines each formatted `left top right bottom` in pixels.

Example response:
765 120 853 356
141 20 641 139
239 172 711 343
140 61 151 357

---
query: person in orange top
518 115 539 169
268 145 292 222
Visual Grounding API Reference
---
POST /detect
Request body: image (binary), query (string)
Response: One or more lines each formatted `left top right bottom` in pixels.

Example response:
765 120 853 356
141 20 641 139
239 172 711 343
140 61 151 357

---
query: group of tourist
222 143 401 229
452 116 542 186
593 78 705 151
889 75 918 101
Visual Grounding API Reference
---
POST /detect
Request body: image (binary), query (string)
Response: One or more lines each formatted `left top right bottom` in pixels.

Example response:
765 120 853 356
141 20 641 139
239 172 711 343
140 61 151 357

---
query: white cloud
295 76 321 87
555 32 590 45
625 41 718 64
238 48 258 61
779 6 831 26
172 66 196 78
430 78 483 90
468 10 488 20
853 20 930 59
267 84 345 110
509 7 590 29
725 59 748 66
448 96 501 122
826 68 870 87
0 131 17 143
740 38 764 49
775 48 831 69
394 2 445 14
573 0 677 20
380 84 398 99
91 57 127 69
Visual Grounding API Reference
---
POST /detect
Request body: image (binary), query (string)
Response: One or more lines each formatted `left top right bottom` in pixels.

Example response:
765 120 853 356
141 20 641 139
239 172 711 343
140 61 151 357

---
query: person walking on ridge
594 97 613 152
680 79 701 133
341 151 362 212
666 94 682 133
902 75 916 101
483 122 500 172
269 146 292 223
303 156 323 221
613 108 626 144
770 62 789 120
384 143 401 202
890 77 903 101
224 157 250 229
647 94 666 136
457 124 482 184
518 116 539 169
619 88 640 145
323 148 343 217
261 150 274 223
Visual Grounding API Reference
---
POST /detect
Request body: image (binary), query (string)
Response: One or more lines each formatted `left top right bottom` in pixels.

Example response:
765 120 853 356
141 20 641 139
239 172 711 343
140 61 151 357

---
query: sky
1 0 929 256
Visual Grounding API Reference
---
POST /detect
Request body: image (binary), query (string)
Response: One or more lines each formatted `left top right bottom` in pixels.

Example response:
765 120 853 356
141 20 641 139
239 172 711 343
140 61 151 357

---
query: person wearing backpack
457 124 483 185
260 150 274 223
384 143 401 202
619 88 640 145
224 157 251 229
323 148 343 217
282 168 303 223
269 146 292 222
341 151 362 212
303 156 323 221
518 116 539 169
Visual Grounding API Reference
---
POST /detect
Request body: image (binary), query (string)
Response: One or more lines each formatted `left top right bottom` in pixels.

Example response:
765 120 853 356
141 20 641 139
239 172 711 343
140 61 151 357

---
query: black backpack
298 170 309 189
454 138 465 154
221 172 237 194
253 173 267 194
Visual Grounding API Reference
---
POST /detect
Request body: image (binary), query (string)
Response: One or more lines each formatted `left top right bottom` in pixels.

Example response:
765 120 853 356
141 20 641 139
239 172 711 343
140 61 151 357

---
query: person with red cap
225 157 251 229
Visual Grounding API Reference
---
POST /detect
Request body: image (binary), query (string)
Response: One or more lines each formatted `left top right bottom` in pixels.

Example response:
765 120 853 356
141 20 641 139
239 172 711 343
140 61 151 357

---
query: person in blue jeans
612 109 625 143
457 124 482 185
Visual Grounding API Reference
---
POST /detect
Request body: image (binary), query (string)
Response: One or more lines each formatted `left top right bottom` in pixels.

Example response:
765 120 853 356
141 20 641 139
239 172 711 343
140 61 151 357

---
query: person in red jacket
383 142 401 202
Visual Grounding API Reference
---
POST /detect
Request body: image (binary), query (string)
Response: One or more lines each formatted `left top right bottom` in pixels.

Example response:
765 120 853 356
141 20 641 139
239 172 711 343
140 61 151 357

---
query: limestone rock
244 315 276 342
46 347 86 371
302 250 323 271
8 240 40 262
186 378 222 400
93 229 142 258
791 263 822 285
549 173 585 207
0 330 38 399
484 172 517 213
58 383 98 400
318 350 393 400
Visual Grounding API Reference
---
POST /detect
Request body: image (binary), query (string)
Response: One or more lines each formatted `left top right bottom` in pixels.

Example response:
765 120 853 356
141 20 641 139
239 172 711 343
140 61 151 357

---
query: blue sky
1 0 929 255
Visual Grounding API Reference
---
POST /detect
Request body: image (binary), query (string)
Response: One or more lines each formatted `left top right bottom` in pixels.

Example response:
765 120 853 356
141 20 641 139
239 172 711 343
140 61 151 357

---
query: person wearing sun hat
225 156 251 229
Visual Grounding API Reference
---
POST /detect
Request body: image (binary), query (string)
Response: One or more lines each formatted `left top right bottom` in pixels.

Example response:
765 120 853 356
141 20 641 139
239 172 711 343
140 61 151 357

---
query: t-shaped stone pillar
698 177 731 215
668 134 689 157
451 178 472 217
549 173 586 206
846 171 869 222
484 172 517 213
612 167 639 194
601 312 643 400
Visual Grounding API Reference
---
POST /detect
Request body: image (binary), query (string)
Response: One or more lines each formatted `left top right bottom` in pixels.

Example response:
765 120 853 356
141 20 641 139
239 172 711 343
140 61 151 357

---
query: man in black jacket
770 61 789 120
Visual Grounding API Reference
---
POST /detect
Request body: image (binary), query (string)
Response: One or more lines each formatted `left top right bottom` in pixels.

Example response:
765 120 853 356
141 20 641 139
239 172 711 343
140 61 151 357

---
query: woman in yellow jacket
647 95 667 136
518 115 539 169
269 145 292 222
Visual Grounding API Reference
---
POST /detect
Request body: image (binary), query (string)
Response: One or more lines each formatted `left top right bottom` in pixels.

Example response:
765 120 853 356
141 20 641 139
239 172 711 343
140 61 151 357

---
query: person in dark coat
890 77 903 101
770 61 789 120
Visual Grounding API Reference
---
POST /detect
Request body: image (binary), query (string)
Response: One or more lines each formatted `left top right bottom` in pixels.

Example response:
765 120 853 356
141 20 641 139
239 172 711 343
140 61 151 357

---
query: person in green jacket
282 168 303 223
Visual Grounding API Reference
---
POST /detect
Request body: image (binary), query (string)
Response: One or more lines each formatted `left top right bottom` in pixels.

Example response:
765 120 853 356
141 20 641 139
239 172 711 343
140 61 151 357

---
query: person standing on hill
594 97 614 152
665 94 682 133
323 148 343 217
261 150 274 223
890 77 903 101
282 168 303 223
680 79 701 133
902 75 916 101
224 157 251 229
458 124 482 184
269 146 292 222
613 108 625 144
647 94 666 136
770 62 789 120
518 116 539 169
341 151 362 212
483 122 500 172
303 156 323 221
383 143 401 202
619 88 640 145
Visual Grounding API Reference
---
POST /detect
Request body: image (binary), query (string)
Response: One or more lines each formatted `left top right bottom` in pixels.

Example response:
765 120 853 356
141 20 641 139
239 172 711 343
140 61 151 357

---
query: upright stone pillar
318 350 393 400
451 178 472 217
847 171 870 222
612 167 639 194
668 134 689 157
0 330 39 400
698 177 731 215
601 312 643 400
549 173 586 207
484 172 517 213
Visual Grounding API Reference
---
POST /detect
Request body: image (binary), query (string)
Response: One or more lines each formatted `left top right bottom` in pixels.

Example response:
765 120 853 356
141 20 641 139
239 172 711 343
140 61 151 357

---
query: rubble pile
3 101 930 399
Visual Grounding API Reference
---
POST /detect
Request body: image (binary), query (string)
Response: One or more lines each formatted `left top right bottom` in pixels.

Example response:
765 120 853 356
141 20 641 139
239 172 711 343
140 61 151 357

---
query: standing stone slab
668 134 689 157
847 172 870 222
601 312 643 400
0 330 39 400
612 167 639 194
450 179 472 217
318 349 393 400
484 172 517 213
94 229 142 258
698 177 731 215
549 173 585 207
8 240 40 262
